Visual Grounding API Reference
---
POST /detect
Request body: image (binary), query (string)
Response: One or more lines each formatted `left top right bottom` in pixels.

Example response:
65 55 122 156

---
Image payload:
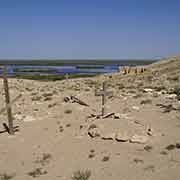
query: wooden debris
156 103 180 113
64 96 89 106
70 96 89 106
0 123 19 134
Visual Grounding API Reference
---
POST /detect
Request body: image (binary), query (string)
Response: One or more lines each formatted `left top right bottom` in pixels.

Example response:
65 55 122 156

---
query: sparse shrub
133 93 143 99
172 85 180 96
117 83 125 90
66 123 71 127
140 99 152 105
72 170 91 180
88 124 97 130
31 96 42 101
44 97 52 101
0 173 16 180
102 156 110 162
35 153 52 166
88 154 95 159
64 109 72 114
27 168 47 178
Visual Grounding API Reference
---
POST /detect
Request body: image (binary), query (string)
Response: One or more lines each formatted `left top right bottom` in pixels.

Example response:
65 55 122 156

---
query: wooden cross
65 73 69 81
95 81 113 116
2 67 14 135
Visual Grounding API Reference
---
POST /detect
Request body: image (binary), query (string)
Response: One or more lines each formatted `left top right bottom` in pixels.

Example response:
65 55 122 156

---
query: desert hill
0 56 179 180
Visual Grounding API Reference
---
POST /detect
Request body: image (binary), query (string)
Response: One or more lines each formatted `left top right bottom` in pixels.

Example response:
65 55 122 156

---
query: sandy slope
0 57 180 180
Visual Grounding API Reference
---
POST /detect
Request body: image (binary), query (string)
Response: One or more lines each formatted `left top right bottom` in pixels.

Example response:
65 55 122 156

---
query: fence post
2 66 14 135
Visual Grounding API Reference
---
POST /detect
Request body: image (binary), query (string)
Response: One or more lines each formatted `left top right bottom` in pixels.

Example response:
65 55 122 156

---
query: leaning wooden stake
2 67 14 135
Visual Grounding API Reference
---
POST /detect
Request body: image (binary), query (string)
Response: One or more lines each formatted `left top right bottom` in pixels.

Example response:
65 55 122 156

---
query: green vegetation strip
12 73 100 81
0 59 157 66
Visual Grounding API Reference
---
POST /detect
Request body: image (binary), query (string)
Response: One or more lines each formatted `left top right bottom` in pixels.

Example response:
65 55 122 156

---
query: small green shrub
72 170 91 180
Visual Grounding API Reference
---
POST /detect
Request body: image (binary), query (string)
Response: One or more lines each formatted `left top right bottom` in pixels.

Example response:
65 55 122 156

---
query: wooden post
95 81 113 116
2 67 14 135
65 73 69 81
102 82 106 116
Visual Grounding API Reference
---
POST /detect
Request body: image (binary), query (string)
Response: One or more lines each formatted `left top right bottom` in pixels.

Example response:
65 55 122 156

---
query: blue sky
0 0 180 59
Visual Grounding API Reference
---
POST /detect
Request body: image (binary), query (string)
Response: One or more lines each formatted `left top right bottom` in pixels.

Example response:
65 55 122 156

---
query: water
0 64 120 75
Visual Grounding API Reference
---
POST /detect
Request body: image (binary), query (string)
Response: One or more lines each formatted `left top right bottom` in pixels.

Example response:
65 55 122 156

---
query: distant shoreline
0 59 157 66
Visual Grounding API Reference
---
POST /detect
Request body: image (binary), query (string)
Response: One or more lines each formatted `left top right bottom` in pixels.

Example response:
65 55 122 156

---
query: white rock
115 132 130 142
101 133 116 140
143 88 153 93
166 94 177 99
23 115 36 122
114 113 129 119
132 106 140 111
88 128 101 138
14 114 24 121
130 135 148 144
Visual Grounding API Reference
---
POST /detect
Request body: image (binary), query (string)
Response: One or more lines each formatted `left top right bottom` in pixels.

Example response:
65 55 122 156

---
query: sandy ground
0 66 180 180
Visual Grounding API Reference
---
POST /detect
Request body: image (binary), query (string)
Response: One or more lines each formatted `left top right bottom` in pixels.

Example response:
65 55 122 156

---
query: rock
166 94 177 99
23 115 36 122
144 145 153 152
88 128 101 138
114 113 129 119
176 143 180 149
115 132 129 142
14 114 24 121
101 133 116 140
130 135 148 144
140 99 152 105
132 106 140 111
147 128 153 136
143 88 153 93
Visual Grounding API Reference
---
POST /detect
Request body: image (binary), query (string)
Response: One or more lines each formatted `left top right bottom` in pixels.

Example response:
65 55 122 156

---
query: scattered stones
88 125 101 138
130 135 148 144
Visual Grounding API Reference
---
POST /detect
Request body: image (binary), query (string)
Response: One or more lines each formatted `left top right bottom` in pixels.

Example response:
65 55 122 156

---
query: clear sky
0 0 180 59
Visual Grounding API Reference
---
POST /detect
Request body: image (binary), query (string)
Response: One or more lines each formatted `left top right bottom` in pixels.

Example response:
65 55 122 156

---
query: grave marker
95 81 113 116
